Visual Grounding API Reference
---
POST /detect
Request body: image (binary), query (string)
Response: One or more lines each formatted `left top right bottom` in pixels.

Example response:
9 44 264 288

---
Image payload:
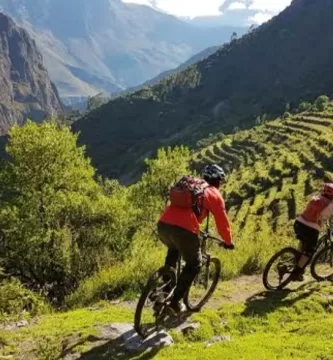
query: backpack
168 176 209 216
301 195 330 223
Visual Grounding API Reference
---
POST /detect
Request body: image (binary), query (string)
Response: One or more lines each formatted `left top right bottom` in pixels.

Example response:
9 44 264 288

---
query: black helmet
202 164 226 182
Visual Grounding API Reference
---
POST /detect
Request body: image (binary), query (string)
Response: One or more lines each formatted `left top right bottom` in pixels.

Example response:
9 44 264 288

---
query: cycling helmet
202 164 226 181
322 183 333 199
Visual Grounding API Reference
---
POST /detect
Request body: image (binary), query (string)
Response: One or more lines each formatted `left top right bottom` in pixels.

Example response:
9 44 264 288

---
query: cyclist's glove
222 242 235 250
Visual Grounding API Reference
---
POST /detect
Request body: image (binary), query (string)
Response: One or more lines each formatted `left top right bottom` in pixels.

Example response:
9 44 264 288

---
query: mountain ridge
73 0 333 183
113 45 220 99
0 0 246 102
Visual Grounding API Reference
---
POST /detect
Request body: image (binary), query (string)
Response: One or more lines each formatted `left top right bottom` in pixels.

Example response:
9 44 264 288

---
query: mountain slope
0 12 61 133
122 45 220 95
0 0 245 102
194 103 333 247
74 0 333 183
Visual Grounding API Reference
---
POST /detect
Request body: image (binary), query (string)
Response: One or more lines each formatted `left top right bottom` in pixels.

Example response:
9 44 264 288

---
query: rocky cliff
0 12 62 133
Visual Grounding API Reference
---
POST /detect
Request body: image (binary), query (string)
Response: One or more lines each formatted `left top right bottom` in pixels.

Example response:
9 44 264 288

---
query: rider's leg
157 221 179 292
165 248 179 269
169 229 202 312
158 221 179 267
296 241 308 268
292 221 319 280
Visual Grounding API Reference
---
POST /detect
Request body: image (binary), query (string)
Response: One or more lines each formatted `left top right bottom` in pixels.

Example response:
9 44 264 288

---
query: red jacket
159 186 232 244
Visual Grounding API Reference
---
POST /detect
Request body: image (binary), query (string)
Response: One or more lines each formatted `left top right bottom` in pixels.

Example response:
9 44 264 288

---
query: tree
285 103 291 112
314 95 329 112
87 93 110 111
130 146 191 227
261 114 267 123
231 32 238 42
0 121 134 303
298 101 312 112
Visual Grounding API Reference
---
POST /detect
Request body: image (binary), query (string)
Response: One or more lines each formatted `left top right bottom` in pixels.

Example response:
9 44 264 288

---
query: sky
121 0 292 24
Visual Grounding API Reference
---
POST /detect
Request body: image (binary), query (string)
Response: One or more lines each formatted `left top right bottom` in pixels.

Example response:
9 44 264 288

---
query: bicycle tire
134 267 176 338
184 257 221 312
262 247 299 291
310 244 333 281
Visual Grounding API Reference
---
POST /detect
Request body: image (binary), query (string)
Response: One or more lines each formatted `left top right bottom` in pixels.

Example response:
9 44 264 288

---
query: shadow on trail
75 333 161 360
73 312 193 360
242 281 318 318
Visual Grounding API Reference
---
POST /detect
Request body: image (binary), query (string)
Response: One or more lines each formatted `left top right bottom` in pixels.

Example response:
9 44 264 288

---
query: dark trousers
157 221 202 302
294 220 319 255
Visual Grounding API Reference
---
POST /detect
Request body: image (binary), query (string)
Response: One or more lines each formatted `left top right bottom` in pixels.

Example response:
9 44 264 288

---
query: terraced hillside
193 104 333 253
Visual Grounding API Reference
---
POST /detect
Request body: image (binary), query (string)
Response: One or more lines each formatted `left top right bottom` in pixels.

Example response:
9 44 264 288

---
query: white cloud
122 0 226 18
249 0 292 12
248 11 273 24
121 0 291 20
228 2 247 10
122 0 152 4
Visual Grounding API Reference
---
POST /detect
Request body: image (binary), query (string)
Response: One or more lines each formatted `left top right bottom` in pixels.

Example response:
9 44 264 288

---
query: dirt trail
209 274 265 308
120 273 312 311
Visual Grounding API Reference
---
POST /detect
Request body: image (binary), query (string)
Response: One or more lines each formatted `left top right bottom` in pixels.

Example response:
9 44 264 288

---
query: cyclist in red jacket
291 183 333 281
158 164 235 313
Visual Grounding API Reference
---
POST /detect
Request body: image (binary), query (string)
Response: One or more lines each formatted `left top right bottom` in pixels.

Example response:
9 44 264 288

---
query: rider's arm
208 191 233 245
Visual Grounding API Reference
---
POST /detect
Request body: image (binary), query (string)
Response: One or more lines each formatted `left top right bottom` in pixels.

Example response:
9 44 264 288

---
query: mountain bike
263 221 333 290
134 230 224 338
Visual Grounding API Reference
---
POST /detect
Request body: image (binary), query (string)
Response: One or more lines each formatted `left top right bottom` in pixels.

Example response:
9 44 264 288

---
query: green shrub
315 95 329 112
298 101 312 112
0 278 49 318
0 122 136 304
66 230 165 308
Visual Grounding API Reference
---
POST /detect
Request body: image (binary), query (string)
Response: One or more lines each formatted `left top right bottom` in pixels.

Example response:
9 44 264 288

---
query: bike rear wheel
263 247 299 290
184 256 221 312
310 245 333 281
134 267 176 338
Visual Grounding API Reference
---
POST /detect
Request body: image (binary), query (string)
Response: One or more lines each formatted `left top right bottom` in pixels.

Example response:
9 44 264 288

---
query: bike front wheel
310 245 333 281
184 256 221 312
262 247 299 291
134 266 176 338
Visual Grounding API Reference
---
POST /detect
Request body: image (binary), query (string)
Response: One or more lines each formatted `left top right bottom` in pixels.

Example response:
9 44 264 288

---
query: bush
0 278 49 318
0 122 136 304
66 229 165 307
298 101 312 112
314 95 329 112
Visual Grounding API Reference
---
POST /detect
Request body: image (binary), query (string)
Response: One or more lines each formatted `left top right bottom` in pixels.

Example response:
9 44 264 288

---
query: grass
4 278 333 359
0 302 134 359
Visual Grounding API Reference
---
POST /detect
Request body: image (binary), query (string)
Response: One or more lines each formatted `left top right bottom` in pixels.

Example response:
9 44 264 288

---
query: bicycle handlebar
200 230 220 242
199 230 234 249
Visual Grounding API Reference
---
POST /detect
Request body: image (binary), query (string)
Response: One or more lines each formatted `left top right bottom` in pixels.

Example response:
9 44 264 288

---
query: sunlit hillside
193 100 333 260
